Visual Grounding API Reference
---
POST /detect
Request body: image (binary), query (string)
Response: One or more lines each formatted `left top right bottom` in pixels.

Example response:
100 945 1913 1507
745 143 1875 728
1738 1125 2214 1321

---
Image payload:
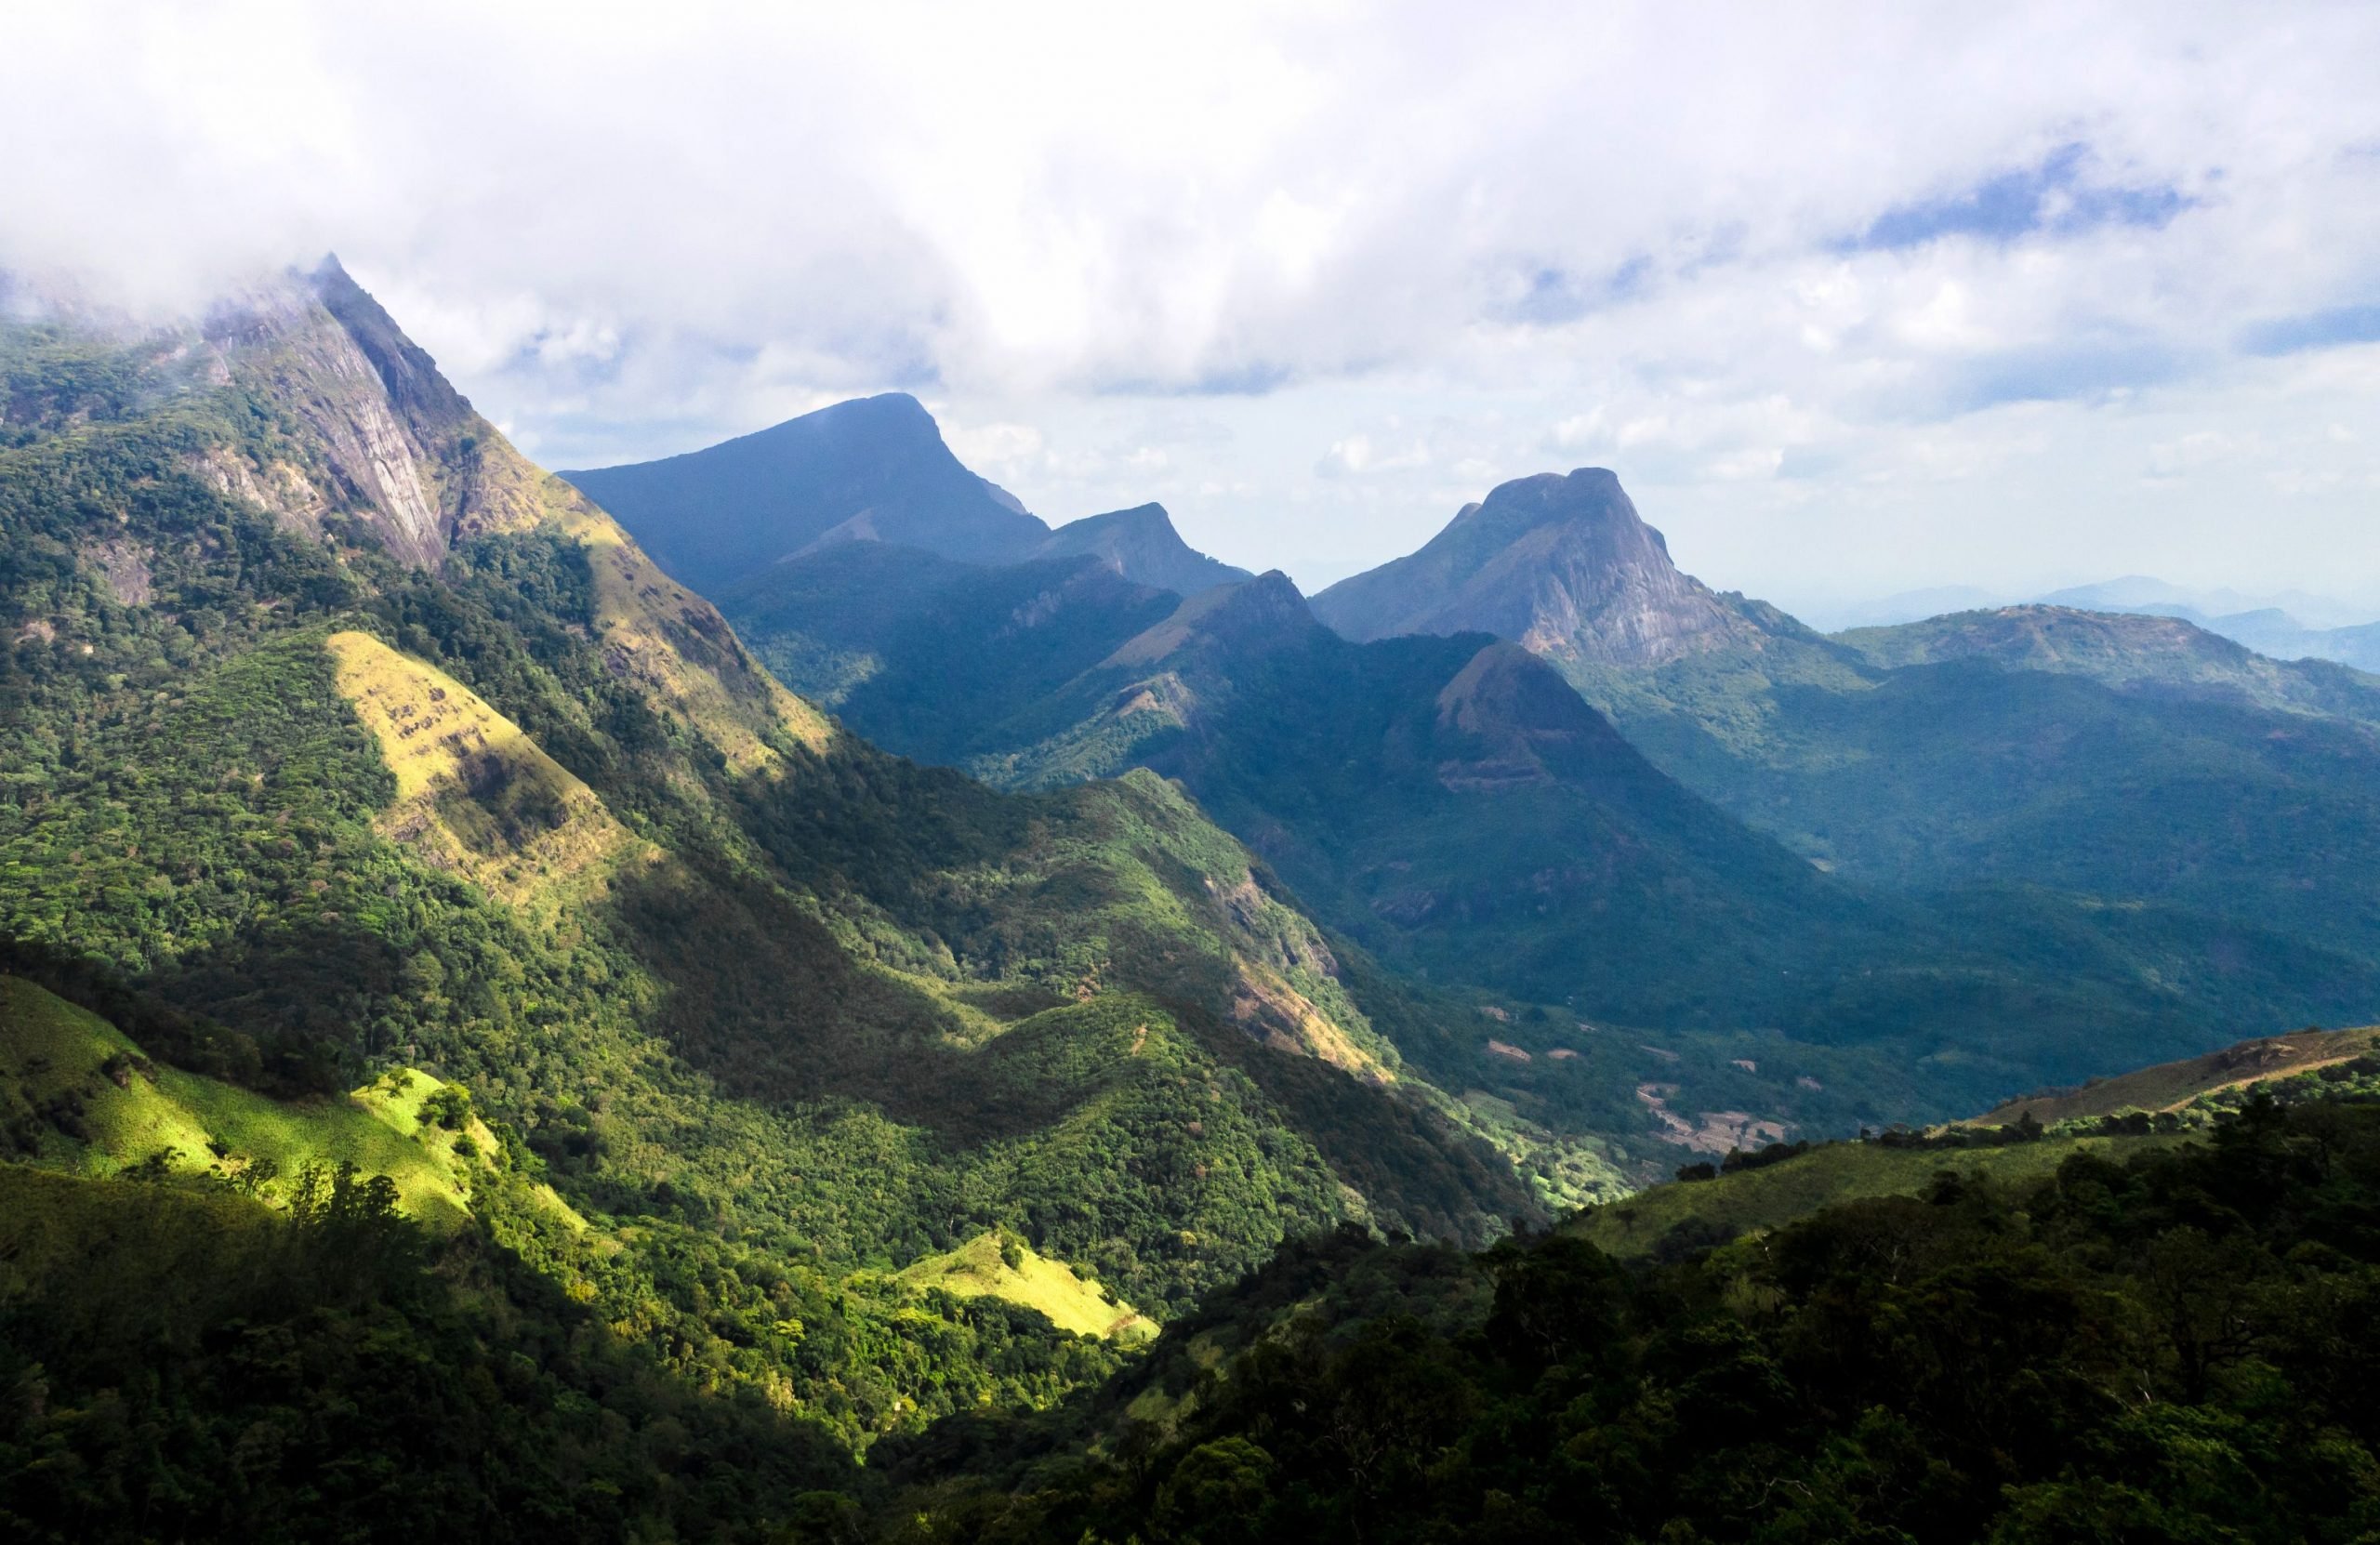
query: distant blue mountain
562 392 1050 593
1026 503 1250 596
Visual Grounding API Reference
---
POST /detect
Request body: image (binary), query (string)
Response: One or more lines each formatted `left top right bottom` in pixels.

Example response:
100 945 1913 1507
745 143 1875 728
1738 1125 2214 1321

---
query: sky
5 1 2380 619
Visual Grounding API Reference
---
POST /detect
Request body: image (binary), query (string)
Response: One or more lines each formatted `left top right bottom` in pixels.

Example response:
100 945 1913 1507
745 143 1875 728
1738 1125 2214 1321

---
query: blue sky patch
2239 304 2380 356
1499 255 1654 325
1850 142 2189 252
1937 337 2186 415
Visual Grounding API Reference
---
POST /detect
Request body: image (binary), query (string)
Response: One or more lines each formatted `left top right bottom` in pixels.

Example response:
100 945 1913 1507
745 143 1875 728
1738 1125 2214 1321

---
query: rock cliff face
1310 468 1765 667
195 258 828 772
204 265 457 568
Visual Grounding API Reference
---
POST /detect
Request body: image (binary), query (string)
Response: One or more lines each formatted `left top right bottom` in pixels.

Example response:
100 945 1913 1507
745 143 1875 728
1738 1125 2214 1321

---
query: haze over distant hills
573 390 2380 1142
562 394 1244 600
1814 574 2380 670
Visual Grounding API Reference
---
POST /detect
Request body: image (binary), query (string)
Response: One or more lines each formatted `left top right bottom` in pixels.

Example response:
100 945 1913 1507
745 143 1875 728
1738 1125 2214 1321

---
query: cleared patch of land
895 1230 1157 1340
326 628 637 905
0 975 480 1222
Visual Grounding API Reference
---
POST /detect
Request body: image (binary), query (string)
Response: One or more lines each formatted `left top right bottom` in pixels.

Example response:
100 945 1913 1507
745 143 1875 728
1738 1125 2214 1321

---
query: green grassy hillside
884 1091 2380 1544
1973 1023 2380 1126
0 1161 868 1541
895 1230 1157 1341
1567 1129 2176 1257
1569 1024 2380 1261
0 973 481 1222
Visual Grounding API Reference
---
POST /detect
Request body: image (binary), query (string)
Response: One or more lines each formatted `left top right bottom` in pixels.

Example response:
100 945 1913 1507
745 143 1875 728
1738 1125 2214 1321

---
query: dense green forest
889 1087 2380 1542
0 277 1550 1496
22 1047 2380 1540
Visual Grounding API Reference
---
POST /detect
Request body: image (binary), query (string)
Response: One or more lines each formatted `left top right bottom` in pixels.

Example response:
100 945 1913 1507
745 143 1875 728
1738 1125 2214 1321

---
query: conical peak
305 254 474 431
747 391 944 454
813 390 933 426
1062 502 1175 536
1102 569 1316 668
1435 640 1605 737
1200 569 1311 632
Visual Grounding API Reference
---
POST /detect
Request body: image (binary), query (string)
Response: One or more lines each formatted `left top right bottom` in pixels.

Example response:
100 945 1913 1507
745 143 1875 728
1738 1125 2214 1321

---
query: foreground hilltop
876 1031 2380 1541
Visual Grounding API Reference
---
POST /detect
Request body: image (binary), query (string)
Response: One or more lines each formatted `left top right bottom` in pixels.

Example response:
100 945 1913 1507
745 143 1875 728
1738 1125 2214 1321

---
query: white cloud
944 421 1046 475
4 0 2380 609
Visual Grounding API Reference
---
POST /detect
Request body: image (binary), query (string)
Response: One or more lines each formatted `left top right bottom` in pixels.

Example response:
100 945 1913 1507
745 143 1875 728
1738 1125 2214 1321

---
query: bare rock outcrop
1311 468 1766 667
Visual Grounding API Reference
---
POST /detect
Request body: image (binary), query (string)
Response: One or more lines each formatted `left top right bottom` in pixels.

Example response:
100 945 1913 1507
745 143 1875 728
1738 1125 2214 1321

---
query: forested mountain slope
593 407 2377 1131
0 262 1554 1465
1840 602 2380 726
1300 467 2380 1077
708 564 2302 1146
885 1077 2380 1543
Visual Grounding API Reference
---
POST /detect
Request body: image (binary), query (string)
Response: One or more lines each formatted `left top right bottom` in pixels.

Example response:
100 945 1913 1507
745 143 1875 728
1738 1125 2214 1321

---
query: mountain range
8 257 2380 1540
600 408 2380 1137
563 395 1248 598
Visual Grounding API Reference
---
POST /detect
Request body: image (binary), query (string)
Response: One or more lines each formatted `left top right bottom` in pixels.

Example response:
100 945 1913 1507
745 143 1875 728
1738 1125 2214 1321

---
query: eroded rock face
1311 468 1764 667
80 538 152 607
188 258 833 774
205 273 452 568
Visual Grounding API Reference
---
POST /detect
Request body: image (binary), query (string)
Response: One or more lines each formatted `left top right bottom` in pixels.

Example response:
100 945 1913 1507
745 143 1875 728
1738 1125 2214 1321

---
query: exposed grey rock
1310 468 1765 667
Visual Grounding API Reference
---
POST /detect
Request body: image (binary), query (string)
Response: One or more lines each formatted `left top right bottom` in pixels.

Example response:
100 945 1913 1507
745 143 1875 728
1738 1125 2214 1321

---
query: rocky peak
1310 467 1765 667
307 256 475 435
1207 569 1315 636
190 260 829 772
202 261 471 568
1029 502 1253 597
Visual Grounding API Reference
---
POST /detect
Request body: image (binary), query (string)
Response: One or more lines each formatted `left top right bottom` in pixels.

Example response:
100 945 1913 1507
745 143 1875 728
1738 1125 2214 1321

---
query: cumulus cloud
4 0 2379 608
